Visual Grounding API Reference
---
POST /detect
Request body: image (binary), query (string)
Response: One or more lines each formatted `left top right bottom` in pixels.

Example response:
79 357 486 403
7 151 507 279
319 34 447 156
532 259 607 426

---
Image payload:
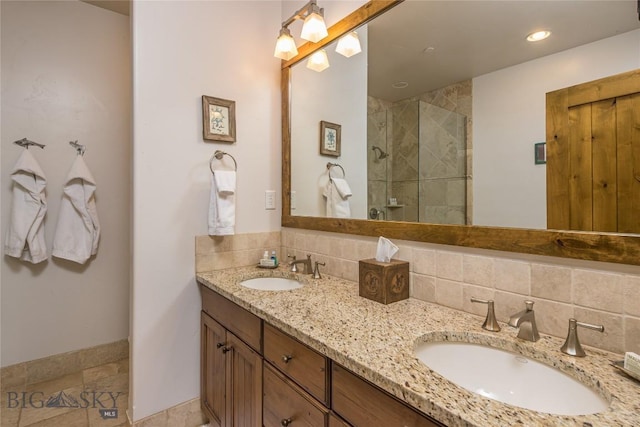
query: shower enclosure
367 98 468 224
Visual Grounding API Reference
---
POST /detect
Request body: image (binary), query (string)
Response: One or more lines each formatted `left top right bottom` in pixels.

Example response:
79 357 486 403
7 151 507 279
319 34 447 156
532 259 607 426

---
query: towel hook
13 138 45 150
326 162 345 181
69 140 86 156
209 150 237 174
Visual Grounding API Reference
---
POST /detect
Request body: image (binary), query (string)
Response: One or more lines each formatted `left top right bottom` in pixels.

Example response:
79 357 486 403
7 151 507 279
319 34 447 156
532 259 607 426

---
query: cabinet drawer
329 412 350 427
264 362 328 427
264 323 329 404
200 284 262 352
332 364 444 427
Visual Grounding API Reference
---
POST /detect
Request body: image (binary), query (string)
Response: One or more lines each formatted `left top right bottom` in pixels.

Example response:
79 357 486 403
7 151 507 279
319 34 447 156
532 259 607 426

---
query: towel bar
326 162 345 180
210 150 237 174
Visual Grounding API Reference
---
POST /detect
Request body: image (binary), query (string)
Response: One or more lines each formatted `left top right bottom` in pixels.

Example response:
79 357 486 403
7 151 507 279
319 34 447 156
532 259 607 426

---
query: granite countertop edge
196 266 639 427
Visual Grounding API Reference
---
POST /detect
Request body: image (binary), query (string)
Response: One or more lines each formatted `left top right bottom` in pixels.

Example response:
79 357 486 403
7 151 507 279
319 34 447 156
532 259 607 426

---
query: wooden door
227 331 263 427
546 69 640 232
201 313 229 427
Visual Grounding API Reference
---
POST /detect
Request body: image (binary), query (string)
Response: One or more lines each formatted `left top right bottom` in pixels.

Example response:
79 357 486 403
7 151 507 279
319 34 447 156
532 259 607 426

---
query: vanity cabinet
200 286 263 427
332 364 445 427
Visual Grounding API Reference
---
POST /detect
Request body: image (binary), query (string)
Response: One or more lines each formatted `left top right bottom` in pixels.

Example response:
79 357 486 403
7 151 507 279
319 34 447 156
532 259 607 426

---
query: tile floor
2 358 129 427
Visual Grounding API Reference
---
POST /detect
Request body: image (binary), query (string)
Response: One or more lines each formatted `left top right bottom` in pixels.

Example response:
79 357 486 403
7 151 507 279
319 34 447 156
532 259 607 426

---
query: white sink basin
240 277 302 291
414 341 609 415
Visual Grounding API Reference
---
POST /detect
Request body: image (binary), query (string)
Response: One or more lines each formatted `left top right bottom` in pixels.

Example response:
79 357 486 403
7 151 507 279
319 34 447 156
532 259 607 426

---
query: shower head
372 146 388 159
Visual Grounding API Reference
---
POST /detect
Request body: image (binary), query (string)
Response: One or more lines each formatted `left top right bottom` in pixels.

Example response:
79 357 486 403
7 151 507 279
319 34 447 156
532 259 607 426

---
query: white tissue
375 236 398 263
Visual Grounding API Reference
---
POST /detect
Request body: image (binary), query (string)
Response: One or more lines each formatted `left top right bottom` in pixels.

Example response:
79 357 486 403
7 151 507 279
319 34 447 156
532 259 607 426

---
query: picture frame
320 121 341 157
202 95 236 142
534 142 546 164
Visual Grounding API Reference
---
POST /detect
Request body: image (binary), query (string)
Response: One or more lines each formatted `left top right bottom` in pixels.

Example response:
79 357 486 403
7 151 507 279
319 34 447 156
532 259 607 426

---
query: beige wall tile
411 274 435 302
494 291 527 324
462 284 495 318
528 298 574 339
412 248 436 276
494 259 530 295
623 275 640 316
573 269 623 313
625 316 640 354
79 340 129 371
1 362 26 391
435 278 463 310
436 251 463 281
26 351 82 385
463 255 494 288
574 308 624 354
531 264 571 303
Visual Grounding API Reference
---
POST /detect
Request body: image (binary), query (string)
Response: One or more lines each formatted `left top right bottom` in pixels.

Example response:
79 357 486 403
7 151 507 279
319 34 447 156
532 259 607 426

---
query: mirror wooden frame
281 0 640 266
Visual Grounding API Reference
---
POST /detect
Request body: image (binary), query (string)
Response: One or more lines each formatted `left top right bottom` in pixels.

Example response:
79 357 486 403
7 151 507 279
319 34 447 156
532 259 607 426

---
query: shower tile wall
367 96 392 218
419 102 467 224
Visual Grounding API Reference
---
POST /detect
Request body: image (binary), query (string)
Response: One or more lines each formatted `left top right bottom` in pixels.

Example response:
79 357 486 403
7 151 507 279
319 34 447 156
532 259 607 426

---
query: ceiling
81 0 129 16
368 0 640 101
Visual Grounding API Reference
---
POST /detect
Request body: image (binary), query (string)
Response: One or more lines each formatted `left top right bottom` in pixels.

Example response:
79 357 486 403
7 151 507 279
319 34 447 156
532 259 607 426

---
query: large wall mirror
282 0 640 265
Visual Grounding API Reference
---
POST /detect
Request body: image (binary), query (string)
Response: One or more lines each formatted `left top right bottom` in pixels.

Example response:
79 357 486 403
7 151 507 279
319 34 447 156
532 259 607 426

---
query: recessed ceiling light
392 81 409 89
423 46 436 54
526 30 551 42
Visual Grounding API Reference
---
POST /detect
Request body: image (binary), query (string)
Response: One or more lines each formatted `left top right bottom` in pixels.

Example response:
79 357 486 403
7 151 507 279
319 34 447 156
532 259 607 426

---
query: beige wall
282 227 640 355
1 0 131 367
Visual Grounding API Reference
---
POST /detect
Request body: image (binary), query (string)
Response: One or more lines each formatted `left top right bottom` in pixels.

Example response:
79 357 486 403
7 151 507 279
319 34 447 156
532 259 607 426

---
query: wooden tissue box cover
358 259 409 304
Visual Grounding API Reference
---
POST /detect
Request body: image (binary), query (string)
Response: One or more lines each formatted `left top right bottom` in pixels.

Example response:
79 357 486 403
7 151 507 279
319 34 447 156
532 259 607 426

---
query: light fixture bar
274 0 328 59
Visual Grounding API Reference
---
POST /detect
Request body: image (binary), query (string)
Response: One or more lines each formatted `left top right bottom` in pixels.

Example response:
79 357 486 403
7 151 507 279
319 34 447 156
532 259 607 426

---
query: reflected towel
4 150 48 263
208 171 236 236
323 180 351 218
332 178 352 199
52 155 100 264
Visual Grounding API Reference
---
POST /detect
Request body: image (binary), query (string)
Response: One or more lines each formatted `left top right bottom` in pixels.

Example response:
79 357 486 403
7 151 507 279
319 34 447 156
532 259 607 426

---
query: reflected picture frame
320 121 341 157
202 95 236 142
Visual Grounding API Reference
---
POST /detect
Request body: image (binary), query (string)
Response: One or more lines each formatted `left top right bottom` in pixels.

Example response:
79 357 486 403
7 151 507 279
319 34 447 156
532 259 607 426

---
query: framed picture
320 121 341 157
534 142 546 164
202 95 236 142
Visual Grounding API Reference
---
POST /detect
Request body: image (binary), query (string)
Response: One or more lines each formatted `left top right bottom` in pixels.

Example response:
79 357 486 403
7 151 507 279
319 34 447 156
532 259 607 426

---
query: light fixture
526 30 551 42
274 28 298 60
306 49 330 72
336 31 361 58
274 0 328 60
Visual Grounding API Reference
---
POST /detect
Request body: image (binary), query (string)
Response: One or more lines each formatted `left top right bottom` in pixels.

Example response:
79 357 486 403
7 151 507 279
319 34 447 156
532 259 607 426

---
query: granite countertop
196 266 640 427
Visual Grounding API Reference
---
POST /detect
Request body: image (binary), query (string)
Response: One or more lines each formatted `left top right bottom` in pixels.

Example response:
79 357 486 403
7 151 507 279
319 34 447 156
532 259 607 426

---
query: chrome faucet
508 300 540 342
288 254 312 274
560 318 604 357
313 261 326 279
470 297 501 332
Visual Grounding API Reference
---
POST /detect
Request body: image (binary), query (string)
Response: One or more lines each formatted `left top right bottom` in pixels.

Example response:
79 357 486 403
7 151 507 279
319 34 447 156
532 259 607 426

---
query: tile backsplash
195 229 640 355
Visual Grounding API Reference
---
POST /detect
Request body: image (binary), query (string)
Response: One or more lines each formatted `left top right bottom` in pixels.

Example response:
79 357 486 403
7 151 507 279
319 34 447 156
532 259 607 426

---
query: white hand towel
4 149 48 263
331 178 352 199
208 171 236 236
52 155 100 264
323 180 351 218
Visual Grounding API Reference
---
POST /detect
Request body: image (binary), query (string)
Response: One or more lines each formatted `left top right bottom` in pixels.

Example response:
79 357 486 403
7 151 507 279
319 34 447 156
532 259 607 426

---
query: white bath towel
208 171 236 236
323 180 351 218
331 178 352 199
4 149 48 263
52 155 100 264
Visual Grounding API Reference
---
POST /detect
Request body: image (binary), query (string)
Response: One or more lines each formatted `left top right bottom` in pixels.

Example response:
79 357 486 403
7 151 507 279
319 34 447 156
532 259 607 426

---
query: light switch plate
291 191 296 210
265 190 276 210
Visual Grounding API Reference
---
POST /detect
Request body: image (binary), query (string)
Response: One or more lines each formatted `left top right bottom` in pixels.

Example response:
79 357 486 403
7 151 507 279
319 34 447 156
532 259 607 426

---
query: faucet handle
313 261 325 279
470 297 501 332
287 254 298 272
560 318 605 357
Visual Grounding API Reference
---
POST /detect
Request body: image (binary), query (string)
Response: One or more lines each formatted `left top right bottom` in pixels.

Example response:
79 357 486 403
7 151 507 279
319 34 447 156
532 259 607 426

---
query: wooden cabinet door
546 69 640 232
228 331 263 427
202 312 229 427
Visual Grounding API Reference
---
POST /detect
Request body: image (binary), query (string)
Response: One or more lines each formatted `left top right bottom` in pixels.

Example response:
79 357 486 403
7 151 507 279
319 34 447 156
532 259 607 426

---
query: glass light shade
274 29 298 60
526 30 551 42
306 49 330 72
300 12 328 42
336 31 361 58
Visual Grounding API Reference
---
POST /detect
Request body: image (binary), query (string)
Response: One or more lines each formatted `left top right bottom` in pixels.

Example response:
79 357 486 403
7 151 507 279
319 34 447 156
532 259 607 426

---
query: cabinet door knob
281 418 292 426
282 355 293 363
221 346 231 354
216 342 225 348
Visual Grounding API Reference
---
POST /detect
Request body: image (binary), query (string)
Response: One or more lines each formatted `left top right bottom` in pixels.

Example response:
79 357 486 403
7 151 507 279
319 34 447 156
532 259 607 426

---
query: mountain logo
45 391 80 408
